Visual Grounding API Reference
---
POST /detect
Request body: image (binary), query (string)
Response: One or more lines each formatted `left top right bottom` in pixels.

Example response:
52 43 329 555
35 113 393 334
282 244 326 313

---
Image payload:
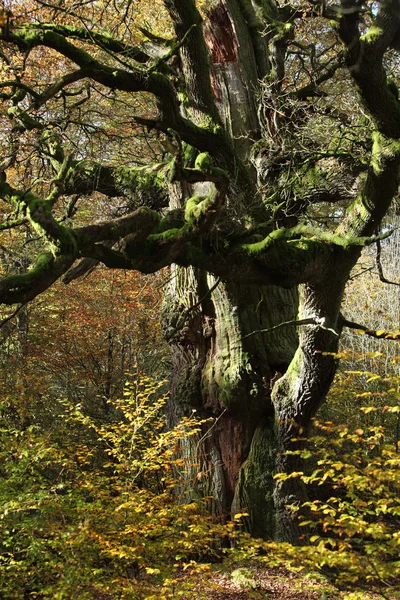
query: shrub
0 374 236 599
274 411 400 599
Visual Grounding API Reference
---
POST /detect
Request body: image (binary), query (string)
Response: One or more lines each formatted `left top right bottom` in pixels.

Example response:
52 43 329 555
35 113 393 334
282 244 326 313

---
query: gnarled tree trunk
162 0 326 540
163 267 298 537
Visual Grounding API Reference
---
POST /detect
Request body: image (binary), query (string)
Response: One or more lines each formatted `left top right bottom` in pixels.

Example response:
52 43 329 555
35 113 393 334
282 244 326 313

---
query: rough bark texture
158 0 400 539
163 265 298 536
158 1 299 538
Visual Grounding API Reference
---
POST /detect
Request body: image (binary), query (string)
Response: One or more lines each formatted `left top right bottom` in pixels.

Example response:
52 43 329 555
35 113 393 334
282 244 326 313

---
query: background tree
0 267 167 420
1 0 400 541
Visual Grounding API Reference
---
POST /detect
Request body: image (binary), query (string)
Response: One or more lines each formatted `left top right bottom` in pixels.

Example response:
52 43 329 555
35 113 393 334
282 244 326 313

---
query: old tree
1 0 400 541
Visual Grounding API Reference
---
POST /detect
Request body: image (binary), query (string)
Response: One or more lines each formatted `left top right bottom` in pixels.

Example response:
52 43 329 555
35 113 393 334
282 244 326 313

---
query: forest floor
91 562 388 599
182 562 385 600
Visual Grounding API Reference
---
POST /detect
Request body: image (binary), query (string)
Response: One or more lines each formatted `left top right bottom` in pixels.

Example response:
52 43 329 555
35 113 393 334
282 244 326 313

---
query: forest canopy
1 0 400 543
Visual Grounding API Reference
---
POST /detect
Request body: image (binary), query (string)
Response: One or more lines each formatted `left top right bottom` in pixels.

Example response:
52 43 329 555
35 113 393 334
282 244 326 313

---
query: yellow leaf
145 567 161 574
366 374 381 382
233 512 249 520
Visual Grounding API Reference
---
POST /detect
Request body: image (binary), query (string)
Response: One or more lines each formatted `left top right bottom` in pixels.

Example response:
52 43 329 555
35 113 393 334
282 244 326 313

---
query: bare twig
0 302 27 331
241 316 339 340
376 237 400 287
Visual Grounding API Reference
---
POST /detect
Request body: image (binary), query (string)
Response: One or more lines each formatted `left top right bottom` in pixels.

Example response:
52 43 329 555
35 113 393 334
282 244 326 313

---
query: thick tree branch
4 27 182 125
27 23 151 63
0 80 40 101
3 25 237 172
74 207 161 245
65 161 170 210
339 0 400 138
63 242 114 284
0 251 76 305
33 68 90 109
336 131 400 239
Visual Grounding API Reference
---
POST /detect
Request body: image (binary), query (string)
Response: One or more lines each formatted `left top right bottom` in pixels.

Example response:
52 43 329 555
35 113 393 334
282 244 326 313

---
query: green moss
24 197 77 256
16 27 40 45
274 21 294 41
148 227 183 244
238 0 264 26
178 89 189 108
371 130 400 175
182 242 204 263
233 421 277 538
1 252 54 291
158 210 184 232
371 132 382 175
29 251 54 272
184 195 204 223
182 143 198 166
287 164 327 198
360 25 383 44
241 228 287 255
116 165 167 196
339 130 400 238
0 181 77 256
195 152 213 173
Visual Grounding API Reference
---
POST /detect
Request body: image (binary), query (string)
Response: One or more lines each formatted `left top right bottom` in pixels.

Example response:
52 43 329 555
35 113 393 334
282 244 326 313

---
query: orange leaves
10 265 167 406
0 10 6 27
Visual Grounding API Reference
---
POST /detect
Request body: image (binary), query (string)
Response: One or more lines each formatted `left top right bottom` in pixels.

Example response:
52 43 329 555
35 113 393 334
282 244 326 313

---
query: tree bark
163 264 298 537
161 0 301 539
160 0 373 540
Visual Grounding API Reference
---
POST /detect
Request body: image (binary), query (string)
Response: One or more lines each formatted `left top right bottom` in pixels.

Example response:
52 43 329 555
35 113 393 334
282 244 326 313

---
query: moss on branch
27 23 150 63
337 131 400 238
340 13 400 139
0 181 77 257
241 223 388 261
75 207 161 246
0 251 76 305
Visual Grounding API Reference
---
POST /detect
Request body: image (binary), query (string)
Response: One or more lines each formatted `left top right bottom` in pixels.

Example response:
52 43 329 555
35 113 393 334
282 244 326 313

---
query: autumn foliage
0 372 245 599
1 349 400 599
